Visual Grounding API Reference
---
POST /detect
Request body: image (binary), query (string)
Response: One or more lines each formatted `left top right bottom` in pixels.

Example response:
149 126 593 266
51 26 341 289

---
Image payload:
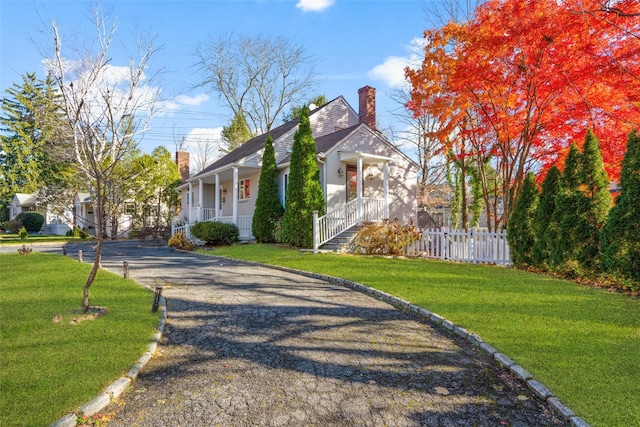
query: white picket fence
404 227 511 266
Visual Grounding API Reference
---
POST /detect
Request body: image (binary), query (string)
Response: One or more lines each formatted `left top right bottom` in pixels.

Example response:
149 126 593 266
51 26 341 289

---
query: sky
0 0 441 162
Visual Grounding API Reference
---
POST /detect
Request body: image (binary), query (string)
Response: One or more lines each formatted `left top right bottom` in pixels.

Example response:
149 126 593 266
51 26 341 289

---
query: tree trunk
82 181 105 313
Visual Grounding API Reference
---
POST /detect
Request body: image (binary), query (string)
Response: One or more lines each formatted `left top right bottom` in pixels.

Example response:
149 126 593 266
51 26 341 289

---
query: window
239 179 251 200
125 202 136 215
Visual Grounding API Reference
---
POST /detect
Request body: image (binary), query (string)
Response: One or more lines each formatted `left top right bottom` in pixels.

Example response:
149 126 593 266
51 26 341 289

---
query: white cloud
296 0 334 12
175 93 210 106
184 127 222 145
369 56 412 88
183 127 224 172
368 37 426 88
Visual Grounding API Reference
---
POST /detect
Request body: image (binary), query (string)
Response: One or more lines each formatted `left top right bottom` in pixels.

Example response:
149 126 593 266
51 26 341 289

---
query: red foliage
407 0 639 196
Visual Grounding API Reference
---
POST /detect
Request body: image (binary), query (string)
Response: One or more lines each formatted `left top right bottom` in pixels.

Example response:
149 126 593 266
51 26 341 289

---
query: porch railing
314 198 385 253
171 215 253 241
217 216 252 240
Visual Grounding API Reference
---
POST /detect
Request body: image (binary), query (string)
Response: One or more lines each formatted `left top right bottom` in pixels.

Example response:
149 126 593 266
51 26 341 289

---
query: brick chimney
358 86 376 129
176 151 190 182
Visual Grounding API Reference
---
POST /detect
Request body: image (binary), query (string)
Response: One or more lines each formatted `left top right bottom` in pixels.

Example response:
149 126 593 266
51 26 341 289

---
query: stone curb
201 253 590 427
48 289 167 427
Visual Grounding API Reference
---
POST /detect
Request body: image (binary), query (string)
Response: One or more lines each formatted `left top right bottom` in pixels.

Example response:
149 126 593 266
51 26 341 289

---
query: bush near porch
201 243 640 427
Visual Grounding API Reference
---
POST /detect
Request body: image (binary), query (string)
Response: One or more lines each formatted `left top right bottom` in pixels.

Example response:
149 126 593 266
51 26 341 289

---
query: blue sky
1 0 436 158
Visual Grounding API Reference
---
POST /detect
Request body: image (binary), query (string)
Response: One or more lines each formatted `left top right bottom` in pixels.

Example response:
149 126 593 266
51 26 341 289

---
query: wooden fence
404 227 511 266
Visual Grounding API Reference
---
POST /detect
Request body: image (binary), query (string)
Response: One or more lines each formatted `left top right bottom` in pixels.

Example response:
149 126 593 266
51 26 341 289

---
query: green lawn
0 234 85 245
0 253 160 427
202 244 640 427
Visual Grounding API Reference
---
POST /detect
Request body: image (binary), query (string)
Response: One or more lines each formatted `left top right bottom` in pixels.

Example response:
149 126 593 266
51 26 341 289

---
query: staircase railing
313 198 385 253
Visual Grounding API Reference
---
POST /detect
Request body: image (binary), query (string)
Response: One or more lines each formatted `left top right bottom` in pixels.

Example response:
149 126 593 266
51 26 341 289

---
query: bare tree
189 135 221 174
387 85 448 209
194 33 317 133
47 8 159 313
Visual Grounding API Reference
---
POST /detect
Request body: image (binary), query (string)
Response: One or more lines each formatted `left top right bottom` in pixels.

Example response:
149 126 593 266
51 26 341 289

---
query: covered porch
313 151 392 252
173 163 259 240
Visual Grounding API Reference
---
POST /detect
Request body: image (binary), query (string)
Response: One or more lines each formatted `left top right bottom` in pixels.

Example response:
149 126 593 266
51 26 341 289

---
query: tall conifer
549 143 582 270
281 108 324 247
576 130 611 272
601 130 640 288
507 172 538 267
252 135 284 242
532 166 561 269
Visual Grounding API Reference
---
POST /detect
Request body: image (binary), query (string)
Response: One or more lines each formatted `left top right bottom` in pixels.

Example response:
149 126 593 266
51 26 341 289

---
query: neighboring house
174 86 419 249
75 192 135 238
9 193 72 235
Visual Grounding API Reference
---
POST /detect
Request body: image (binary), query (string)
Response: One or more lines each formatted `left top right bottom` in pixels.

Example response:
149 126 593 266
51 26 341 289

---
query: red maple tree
407 0 640 229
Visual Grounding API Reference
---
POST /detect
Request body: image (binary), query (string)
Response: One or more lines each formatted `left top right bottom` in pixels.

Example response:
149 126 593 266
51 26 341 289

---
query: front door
346 165 359 202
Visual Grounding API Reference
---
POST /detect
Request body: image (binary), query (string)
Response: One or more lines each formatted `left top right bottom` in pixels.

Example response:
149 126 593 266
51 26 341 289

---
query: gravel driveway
29 241 567 426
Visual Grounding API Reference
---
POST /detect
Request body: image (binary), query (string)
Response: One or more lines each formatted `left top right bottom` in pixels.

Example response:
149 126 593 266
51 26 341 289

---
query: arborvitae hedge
281 108 325 247
549 143 583 271
532 165 561 269
601 130 640 289
507 172 538 267
252 135 284 243
576 130 611 272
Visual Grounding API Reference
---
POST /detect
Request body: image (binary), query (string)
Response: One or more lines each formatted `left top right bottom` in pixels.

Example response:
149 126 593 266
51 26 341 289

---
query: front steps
319 225 363 252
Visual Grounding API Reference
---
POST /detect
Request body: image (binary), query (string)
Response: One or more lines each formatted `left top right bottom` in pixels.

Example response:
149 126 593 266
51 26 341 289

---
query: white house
9 193 72 235
174 86 419 250
75 192 138 238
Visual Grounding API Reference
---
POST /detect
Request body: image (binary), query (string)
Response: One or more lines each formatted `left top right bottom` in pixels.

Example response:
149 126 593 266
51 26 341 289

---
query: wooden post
78 250 83 262
63 246 67 256
152 286 163 312
313 210 318 254
123 261 129 278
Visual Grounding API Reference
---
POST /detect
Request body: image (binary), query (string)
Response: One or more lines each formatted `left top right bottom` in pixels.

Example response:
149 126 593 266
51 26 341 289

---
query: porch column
188 182 193 224
232 166 238 226
214 173 220 221
357 155 363 222
383 161 389 218
198 178 203 222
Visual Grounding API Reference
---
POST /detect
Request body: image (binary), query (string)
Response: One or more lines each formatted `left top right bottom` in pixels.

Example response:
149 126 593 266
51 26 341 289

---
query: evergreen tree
281 108 324 247
252 135 284 242
283 95 327 122
549 143 583 271
601 130 640 288
221 110 253 153
532 165 561 269
0 73 69 220
576 130 611 272
507 172 538 267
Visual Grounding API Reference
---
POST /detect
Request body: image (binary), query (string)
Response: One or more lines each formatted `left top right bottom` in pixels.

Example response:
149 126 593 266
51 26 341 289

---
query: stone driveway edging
198 252 591 427
48 290 168 427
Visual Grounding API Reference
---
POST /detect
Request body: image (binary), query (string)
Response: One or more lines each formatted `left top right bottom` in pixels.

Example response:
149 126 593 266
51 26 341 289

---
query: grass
0 253 160 427
0 233 85 245
200 244 640 427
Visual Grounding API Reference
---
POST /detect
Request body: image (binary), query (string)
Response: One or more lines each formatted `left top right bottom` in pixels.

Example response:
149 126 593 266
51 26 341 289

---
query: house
174 86 419 250
9 193 72 235
75 192 139 238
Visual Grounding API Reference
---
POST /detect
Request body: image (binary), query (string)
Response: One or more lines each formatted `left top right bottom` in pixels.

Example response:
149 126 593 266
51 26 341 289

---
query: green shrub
15 212 44 233
1 219 23 234
65 229 74 237
190 221 239 246
18 227 28 240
